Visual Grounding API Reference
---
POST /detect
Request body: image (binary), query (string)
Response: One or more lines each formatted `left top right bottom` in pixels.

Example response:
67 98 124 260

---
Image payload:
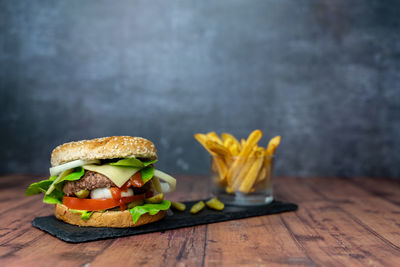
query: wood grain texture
0 175 399 266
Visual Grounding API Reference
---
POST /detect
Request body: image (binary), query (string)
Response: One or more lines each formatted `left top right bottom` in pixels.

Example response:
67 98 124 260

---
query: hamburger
26 136 176 228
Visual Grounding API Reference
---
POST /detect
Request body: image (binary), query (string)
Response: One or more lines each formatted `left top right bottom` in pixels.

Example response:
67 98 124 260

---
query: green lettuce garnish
70 209 94 220
53 167 85 191
25 179 55 196
110 158 156 184
56 167 85 182
129 200 171 223
141 166 155 184
43 190 64 204
25 167 85 203
110 158 157 168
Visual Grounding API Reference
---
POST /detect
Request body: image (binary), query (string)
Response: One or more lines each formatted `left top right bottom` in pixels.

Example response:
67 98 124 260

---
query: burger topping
46 167 85 195
75 189 90 199
129 200 171 223
144 193 164 204
127 200 145 209
90 187 133 199
82 164 140 188
130 172 144 187
62 194 147 211
153 170 177 193
63 171 116 196
49 159 101 176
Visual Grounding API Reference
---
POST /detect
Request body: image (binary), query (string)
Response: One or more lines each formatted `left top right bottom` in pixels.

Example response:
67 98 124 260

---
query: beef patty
63 171 116 196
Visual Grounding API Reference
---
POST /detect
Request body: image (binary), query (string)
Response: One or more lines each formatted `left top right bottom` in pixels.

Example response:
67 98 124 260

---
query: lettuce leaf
43 190 64 204
129 200 171 223
25 178 55 196
110 158 157 168
81 211 94 220
53 167 85 192
141 166 155 184
110 158 156 184
26 167 85 205
56 167 85 183
70 209 94 220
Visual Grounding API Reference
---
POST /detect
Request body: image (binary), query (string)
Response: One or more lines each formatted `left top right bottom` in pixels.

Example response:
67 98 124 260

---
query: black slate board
32 200 297 243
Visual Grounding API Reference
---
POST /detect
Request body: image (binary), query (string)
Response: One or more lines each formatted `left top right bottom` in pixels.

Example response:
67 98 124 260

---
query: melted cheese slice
83 164 140 187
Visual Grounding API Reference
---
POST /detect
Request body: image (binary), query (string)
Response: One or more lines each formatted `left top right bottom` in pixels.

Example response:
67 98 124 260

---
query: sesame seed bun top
51 136 157 167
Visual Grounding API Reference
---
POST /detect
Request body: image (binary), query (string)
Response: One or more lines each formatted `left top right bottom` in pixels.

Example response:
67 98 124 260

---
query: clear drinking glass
210 155 274 206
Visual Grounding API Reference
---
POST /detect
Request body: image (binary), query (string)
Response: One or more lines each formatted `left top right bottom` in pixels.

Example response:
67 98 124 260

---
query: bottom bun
55 204 166 228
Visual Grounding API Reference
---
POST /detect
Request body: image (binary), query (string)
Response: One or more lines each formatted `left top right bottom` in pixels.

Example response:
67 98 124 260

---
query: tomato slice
63 194 146 211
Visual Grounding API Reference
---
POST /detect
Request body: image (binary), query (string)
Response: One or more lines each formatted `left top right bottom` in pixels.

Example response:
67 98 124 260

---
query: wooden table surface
0 175 399 266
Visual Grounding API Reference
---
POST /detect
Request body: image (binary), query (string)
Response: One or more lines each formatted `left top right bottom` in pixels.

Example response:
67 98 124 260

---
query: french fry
206 140 233 170
226 130 263 185
230 143 240 156
206 132 223 145
194 134 216 155
253 160 272 188
230 149 256 189
252 167 273 191
266 136 281 156
240 138 246 148
239 150 265 193
195 134 227 183
206 140 231 158
255 136 280 184
224 139 240 156
221 133 241 149
257 163 267 181
223 138 233 149
213 156 228 184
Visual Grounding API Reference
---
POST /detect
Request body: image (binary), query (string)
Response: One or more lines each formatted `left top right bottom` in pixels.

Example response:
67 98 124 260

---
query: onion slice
46 169 73 195
152 177 163 193
154 170 176 193
91 188 133 199
49 159 101 176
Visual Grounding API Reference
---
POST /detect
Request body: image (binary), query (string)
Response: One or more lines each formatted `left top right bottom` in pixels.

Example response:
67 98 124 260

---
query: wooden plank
0 176 55 246
350 177 400 205
0 198 115 266
273 176 326 204
0 175 47 200
282 201 400 266
0 175 38 188
0 175 44 216
204 215 314 266
90 175 210 266
89 226 207 267
304 178 400 248
272 177 400 266
0 174 115 266
0 201 52 245
0 194 41 217
273 178 400 265
2 235 114 267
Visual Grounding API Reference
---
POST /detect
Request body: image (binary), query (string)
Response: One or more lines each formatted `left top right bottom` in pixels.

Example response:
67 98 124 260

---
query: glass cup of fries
195 130 281 206
211 154 275 205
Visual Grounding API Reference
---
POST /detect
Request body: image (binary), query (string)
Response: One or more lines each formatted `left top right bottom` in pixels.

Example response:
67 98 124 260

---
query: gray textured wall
1 0 399 177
